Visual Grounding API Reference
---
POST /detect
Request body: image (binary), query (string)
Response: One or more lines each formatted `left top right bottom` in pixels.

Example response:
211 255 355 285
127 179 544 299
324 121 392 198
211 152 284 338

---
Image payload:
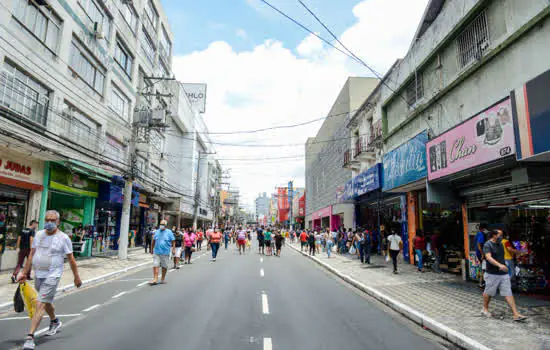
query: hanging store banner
511 68 550 161
0 148 44 190
50 165 99 197
353 163 381 198
426 98 515 181
383 131 428 191
181 83 207 114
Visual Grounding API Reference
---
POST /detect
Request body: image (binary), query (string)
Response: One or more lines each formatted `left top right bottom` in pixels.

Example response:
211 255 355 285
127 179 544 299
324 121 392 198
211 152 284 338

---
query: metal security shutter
465 182 550 208
0 184 30 201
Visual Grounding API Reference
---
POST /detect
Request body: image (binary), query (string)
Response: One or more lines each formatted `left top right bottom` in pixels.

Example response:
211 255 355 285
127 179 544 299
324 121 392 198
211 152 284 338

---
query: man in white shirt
387 229 403 274
18 210 82 350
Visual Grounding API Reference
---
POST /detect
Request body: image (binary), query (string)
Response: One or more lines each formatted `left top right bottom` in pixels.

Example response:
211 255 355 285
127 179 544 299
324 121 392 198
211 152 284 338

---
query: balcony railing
343 149 360 170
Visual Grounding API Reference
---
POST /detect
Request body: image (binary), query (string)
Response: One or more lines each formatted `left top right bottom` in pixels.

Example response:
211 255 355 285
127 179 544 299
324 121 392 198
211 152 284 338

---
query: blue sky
161 0 363 55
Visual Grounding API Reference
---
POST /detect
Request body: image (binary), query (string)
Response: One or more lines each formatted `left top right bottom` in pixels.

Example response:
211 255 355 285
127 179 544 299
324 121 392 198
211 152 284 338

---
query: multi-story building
305 77 379 230
255 192 269 219
0 0 220 268
376 0 550 284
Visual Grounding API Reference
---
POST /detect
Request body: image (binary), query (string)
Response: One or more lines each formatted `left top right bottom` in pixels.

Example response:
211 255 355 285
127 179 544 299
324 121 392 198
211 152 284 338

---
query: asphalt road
0 244 449 350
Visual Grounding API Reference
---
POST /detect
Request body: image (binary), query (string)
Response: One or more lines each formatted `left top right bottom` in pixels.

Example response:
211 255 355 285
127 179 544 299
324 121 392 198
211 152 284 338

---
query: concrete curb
0 259 151 313
288 244 491 350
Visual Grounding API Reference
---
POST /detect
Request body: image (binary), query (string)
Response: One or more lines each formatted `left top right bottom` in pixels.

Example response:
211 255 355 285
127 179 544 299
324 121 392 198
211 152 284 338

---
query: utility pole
288 181 294 231
119 75 174 260
192 150 202 230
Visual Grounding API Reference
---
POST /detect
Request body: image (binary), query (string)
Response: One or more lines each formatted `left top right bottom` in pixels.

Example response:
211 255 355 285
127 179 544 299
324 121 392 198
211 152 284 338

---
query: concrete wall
305 77 378 217
383 0 550 152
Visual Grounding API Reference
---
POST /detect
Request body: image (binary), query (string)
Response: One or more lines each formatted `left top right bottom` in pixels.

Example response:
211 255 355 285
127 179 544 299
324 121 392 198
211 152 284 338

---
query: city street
0 247 447 350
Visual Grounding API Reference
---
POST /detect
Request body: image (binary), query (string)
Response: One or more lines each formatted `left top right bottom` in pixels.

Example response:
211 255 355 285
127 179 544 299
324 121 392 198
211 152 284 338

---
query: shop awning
56 160 113 183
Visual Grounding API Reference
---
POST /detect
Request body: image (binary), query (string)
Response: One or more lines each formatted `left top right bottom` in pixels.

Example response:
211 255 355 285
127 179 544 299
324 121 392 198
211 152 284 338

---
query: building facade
255 192 269 220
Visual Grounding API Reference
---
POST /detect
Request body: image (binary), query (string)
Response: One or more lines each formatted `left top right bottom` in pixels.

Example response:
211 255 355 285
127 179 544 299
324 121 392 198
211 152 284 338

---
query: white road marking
261 292 270 315
1 314 82 321
260 258 263 263
263 337 273 350
82 304 101 312
112 291 127 299
137 281 149 287
117 278 150 282
260 268 264 277
169 269 176 272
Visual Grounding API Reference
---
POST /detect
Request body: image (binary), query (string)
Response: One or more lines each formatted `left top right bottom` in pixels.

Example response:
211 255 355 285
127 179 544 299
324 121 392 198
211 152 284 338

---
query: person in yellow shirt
502 232 521 280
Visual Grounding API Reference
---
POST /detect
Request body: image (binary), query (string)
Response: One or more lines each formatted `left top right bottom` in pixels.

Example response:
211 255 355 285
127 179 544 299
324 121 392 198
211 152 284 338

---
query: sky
161 0 430 210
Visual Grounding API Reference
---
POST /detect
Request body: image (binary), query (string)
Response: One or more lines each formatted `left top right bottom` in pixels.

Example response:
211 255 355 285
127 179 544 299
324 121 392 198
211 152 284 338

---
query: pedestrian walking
308 231 316 256
325 230 334 258
430 230 441 273
209 228 222 261
196 229 204 251
150 220 174 285
173 229 183 269
361 229 372 264
144 227 153 253
183 229 197 264
17 210 82 350
387 229 402 274
237 227 247 255
481 229 527 322
274 231 284 257
299 230 308 252
257 226 265 255
264 228 273 256
413 229 426 272
476 224 487 288
315 231 322 254
12 220 37 283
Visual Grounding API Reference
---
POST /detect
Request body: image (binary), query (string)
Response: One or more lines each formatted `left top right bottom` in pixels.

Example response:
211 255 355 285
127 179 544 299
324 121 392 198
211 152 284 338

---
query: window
144 0 158 30
79 0 111 40
0 60 49 125
12 0 62 53
140 29 156 65
69 40 105 94
120 1 137 33
159 27 171 62
150 130 163 152
405 73 424 106
110 85 130 120
114 40 133 78
60 102 100 150
457 10 490 68
136 156 148 177
150 164 161 184
105 136 126 165
157 60 170 78
138 68 153 104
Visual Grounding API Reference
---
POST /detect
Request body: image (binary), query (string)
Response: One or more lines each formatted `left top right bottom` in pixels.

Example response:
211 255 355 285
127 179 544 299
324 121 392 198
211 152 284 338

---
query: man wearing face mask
481 229 526 322
150 220 174 285
18 210 82 350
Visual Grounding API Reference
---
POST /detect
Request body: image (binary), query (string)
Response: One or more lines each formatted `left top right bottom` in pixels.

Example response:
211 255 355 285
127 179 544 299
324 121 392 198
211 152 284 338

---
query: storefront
311 206 331 231
427 97 518 278
382 131 429 263
0 149 44 271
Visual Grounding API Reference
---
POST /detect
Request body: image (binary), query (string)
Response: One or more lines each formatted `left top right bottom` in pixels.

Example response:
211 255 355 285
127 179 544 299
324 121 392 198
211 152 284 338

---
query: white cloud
172 0 429 208
236 29 247 39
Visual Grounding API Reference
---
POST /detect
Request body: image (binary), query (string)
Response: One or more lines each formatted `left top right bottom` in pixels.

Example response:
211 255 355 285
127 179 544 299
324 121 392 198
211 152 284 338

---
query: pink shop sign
312 206 332 219
426 98 515 181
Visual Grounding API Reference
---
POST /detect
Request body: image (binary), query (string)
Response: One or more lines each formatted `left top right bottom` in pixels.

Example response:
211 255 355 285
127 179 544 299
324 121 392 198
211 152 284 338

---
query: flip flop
514 316 528 322
149 281 159 286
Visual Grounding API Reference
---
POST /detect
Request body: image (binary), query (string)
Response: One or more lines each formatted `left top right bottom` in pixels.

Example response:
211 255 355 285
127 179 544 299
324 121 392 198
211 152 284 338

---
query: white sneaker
22 337 35 350
45 320 62 336
213 258 216 262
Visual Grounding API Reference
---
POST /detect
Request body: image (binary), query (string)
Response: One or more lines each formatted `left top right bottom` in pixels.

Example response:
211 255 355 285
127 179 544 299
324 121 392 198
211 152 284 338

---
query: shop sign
0 153 43 186
511 68 550 161
139 194 148 203
426 98 515 181
50 165 99 197
312 206 331 219
353 163 381 198
383 131 428 191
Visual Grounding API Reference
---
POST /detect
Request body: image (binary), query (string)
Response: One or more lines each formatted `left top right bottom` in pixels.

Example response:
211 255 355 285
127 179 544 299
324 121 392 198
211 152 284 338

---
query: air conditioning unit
151 109 166 124
93 22 105 40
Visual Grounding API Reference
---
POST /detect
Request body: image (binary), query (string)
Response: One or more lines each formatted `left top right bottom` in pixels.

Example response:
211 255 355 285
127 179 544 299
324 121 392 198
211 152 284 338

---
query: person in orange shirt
196 229 204 251
209 228 222 261
299 230 308 252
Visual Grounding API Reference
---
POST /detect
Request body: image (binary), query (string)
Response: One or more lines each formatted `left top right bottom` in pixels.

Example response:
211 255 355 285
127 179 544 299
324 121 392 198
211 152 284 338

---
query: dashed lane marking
82 304 101 312
260 268 264 277
264 337 272 350
112 291 127 299
261 292 269 315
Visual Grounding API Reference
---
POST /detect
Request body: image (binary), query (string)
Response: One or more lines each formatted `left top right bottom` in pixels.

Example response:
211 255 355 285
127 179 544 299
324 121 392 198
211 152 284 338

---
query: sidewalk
289 243 550 350
0 248 151 310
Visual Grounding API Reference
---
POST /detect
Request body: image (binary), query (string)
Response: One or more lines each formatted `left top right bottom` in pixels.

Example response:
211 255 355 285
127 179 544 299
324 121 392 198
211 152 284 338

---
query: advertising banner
426 98 515 181
277 187 289 222
0 149 44 189
353 163 381 197
181 83 207 113
383 131 428 191
50 165 99 197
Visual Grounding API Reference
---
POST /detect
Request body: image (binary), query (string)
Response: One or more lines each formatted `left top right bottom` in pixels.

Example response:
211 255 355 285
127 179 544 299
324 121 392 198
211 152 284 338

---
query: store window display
0 201 26 254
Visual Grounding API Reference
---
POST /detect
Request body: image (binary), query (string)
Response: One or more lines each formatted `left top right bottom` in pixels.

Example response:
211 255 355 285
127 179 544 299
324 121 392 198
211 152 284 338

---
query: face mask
160 225 165 230
44 222 57 232
496 237 503 243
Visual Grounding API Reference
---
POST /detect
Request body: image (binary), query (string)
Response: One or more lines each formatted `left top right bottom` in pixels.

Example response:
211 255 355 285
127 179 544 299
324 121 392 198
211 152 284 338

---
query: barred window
114 39 133 78
12 0 61 53
159 27 171 63
110 84 130 121
60 102 100 150
0 60 49 126
140 29 156 66
457 10 490 68
405 73 423 106
105 136 126 165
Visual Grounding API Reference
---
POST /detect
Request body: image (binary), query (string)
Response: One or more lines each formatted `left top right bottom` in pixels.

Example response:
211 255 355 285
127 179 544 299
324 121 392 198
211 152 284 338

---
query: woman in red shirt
413 229 426 272
209 229 222 261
